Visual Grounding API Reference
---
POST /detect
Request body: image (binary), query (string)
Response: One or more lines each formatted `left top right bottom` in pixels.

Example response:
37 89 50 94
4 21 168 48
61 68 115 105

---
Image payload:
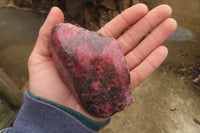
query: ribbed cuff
27 89 110 131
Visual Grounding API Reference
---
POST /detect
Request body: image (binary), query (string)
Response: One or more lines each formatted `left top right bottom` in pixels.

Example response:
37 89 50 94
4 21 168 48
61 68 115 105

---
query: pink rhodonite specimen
51 23 132 118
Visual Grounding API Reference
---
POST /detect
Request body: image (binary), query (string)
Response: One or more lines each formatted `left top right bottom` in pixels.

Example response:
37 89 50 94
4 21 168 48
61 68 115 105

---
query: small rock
51 23 132 117
101 0 117 9
167 25 194 41
170 107 177 111
193 118 200 125
193 74 200 84
117 0 130 11
162 72 167 76
193 78 199 83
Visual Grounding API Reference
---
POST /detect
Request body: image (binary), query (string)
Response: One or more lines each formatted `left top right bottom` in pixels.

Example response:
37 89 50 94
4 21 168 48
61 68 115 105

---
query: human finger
99 3 148 38
118 4 172 54
126 18 177 70
130 46 168 88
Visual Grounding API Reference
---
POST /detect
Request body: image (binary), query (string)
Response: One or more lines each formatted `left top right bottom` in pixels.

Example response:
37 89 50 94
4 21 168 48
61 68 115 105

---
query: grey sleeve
2 92 97 133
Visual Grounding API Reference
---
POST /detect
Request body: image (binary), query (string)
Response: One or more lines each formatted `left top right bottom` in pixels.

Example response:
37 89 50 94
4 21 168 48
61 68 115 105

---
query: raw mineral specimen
51 23 132 118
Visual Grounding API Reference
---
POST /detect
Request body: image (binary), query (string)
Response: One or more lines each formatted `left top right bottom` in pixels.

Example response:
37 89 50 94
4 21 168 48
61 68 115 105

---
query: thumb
32 7 64 58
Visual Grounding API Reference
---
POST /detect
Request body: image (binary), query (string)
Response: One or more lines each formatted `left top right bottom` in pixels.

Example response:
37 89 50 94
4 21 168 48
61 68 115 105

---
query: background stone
66 0 85 25
101 0 117 9
13 0 24 7
132 0 139 5
66 0 84 18
117 0 131 11
23 0 33 8
167 25 194 41
84 5 99 30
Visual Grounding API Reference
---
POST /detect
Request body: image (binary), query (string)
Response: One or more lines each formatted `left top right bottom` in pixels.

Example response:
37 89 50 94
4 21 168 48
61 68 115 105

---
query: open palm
28 4 177 123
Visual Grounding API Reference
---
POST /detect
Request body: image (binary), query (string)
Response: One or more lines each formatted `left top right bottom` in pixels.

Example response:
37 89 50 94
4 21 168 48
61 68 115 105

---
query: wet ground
0 0 200 132
149 0 200 92
101 71 200 133
0 7 45 88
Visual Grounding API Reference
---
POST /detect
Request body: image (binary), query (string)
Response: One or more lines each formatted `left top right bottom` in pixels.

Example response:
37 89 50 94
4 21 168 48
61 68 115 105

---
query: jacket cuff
27 90 110 131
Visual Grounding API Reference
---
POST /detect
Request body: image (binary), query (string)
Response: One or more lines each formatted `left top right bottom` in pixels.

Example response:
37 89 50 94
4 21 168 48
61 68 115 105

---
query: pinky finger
130 46 168 89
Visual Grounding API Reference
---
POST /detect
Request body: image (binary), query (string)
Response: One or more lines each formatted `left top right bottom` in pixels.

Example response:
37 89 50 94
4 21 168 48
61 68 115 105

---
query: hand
28 4 177 123
99 4 177 88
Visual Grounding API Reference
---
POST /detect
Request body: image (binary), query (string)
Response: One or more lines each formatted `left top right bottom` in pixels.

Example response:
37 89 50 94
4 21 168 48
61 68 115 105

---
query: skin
28 4 177 123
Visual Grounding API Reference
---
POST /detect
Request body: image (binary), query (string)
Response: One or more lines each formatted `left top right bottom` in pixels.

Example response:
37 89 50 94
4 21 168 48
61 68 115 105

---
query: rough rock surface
51 23 132 118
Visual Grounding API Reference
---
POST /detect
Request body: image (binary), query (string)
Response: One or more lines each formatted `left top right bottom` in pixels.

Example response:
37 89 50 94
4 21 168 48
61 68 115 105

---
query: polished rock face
51 23 132 118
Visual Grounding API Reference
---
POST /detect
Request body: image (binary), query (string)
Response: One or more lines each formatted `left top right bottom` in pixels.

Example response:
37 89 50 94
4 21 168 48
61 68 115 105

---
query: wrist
27 89 110 131
72 103 110 123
